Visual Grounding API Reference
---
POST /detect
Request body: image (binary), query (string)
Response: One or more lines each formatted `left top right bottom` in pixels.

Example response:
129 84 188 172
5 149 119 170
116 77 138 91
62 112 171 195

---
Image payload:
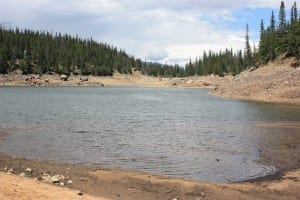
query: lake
0 87 299 182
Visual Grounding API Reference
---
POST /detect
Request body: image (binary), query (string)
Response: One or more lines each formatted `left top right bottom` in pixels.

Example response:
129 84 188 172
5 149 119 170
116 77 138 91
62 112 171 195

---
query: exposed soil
0 152 299 200
213 58 300 105
0 69 228 88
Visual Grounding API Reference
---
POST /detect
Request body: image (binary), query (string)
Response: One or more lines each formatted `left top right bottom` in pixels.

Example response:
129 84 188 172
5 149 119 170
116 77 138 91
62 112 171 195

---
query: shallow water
0 87 299 182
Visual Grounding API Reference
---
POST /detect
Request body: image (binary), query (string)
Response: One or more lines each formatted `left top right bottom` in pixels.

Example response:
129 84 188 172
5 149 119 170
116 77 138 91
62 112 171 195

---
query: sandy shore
0 152 299 200
0 70 227 88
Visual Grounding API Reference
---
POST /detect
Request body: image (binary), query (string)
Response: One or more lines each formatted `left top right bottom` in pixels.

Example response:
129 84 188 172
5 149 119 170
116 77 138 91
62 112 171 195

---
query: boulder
20 172 26 177
51 175 65 183
80 76 88 81
60 75 68 81
26 168 32 173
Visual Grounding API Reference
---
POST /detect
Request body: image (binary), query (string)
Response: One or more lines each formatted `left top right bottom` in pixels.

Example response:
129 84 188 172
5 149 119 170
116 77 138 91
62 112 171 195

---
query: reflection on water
0 87 299 182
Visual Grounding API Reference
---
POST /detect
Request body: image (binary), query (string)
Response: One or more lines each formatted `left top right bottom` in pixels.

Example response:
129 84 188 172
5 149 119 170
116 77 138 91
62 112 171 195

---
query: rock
80 177 87 182
51 175 65 183
60 182 65 186
67 180 73 184
80 76 88 81
60 75 68 81
216 158 220 162
20 172 26 177
172 198 178 200
3 167 8 171
26 168 32 173
201 191 205 197
77 191 83 196
202 82 210 86
41 173 51 183
8 168 14 173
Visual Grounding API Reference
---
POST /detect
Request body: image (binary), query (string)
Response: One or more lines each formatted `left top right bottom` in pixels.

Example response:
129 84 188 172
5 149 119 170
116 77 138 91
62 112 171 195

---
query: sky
0 0 297 66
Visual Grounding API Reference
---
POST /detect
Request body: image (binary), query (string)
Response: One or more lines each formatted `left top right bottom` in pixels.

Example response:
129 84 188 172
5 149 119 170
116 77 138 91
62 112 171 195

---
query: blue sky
0 0 297 65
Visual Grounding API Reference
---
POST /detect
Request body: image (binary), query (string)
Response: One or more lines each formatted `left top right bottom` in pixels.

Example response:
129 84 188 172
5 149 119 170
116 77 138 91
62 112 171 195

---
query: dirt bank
213 58 300 105
0 70 228 88
1 58 299 105
0 153 299 200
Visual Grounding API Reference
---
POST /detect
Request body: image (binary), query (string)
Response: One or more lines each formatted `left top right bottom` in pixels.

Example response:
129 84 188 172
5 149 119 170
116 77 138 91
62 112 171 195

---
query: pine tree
270 11 276 32
279 1 286 30
293 2 298 22
244 24 252 66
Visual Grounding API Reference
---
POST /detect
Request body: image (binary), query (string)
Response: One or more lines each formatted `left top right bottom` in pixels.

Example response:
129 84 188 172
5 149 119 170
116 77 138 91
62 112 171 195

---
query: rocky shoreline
0 152 299 200
1 58 300 106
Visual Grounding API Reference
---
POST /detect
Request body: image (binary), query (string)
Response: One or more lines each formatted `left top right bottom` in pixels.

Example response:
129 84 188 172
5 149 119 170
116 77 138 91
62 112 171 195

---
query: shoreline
1 60 300 106
1 119 300 199
0 152 299 200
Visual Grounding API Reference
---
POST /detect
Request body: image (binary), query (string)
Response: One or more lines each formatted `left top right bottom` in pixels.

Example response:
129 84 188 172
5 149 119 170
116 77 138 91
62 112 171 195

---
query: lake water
0 87 299 182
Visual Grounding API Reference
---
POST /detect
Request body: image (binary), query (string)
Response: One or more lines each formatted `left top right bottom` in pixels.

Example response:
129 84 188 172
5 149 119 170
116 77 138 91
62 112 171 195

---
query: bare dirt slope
0 70 228 88
214 58 300 105
0 166 299 200
0 173 108 200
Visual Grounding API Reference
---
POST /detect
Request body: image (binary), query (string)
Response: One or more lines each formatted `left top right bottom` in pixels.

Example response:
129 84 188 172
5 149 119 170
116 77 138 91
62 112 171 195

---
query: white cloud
0 0 291 66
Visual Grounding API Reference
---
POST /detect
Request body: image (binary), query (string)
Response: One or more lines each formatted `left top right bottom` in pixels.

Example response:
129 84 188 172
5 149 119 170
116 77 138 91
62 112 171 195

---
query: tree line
185 1 300 77
258 1 300 65
0 27 183 76
1 1 299 77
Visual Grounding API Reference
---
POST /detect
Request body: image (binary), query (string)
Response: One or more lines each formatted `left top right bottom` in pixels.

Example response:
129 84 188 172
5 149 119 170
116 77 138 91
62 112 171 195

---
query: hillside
213 58 300 105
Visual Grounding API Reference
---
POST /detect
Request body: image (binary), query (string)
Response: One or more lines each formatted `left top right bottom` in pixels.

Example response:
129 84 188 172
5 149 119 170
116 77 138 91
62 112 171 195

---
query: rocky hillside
214 58 300 105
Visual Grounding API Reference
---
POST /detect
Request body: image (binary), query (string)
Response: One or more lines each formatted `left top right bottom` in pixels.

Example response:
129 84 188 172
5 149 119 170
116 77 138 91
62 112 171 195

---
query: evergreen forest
0 27 183 76
185 1 300 76
0 1 299 77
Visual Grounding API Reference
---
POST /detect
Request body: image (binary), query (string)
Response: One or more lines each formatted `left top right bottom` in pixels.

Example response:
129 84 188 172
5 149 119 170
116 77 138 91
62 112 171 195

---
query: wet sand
0 121 300 199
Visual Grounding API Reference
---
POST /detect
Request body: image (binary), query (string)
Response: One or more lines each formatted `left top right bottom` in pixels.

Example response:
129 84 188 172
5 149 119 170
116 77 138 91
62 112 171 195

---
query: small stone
3 167 8 171
26 168 32 173
201 192 205 197
60 182 65 186
42 173 51 183
67 180 73 184
20 172 26 177
77 191 83 196
8 168 14 174
80 177 87 182
172 198 178 200
51 175 61 183
216 159 220 162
